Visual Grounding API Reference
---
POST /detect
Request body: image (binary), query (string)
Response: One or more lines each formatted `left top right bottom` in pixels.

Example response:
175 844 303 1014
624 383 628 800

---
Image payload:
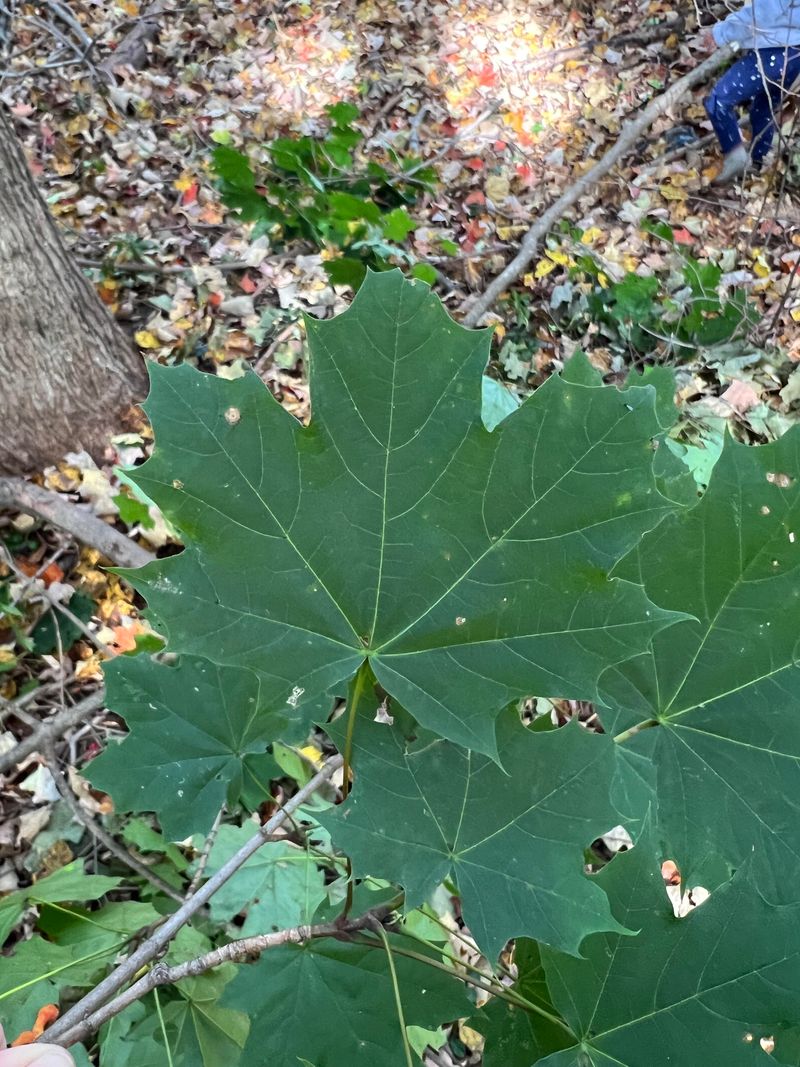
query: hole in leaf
766 471 794 488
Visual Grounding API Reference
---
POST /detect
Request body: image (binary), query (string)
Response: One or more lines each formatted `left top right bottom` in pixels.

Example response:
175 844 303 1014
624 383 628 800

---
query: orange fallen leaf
11 1003 59 1046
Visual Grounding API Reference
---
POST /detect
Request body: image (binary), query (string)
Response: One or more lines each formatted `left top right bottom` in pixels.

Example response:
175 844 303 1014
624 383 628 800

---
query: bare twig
75 257 257 276
55 902 397 1040
44 740 185 903
461 45 735 327
0 689 106 776
402 106 498 177
186 804 224 896
46 755 344 1048
0 478 151 569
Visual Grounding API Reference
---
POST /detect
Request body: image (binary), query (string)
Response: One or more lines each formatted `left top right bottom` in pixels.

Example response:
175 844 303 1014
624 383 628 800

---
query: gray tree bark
0 106 147 474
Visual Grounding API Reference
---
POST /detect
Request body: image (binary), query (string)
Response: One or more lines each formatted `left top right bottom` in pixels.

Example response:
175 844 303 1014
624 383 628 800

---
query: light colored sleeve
0 1048 74 1067
712 4 757 46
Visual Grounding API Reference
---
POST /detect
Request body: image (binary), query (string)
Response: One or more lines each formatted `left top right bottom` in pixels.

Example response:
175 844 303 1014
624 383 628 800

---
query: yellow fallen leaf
581 227 603 245
546 249 571 266
598 272 609 289
300 744 324 768
173 174 195 192
523 272 536 287
134 330 162 350
790 307 800 322
753 259 771 278
660 184 687 201
535 258 557 279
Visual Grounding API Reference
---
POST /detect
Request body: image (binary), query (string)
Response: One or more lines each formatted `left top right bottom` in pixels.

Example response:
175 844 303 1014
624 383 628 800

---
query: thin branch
75 257 257 276
44 741 185 903
186 804 224 896
45 754 344 1047
461 45 735 327
0 689 106 776
0 478 152 570
56 903 398 1041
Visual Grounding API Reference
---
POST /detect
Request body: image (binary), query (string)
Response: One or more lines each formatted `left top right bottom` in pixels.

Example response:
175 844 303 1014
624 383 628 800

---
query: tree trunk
0 106 147 475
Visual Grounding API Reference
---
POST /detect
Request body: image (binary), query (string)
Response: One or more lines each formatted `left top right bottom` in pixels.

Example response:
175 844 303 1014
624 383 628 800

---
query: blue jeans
705 46 800 163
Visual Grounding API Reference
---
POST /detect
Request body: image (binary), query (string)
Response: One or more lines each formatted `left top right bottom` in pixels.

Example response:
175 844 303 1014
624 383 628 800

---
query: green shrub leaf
196 824 326 931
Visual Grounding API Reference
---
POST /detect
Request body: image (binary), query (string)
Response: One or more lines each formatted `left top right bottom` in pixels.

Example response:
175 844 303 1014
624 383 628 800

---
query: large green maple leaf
103 932 249 1067
535 826 800 1066
89 655 291 839
122 271 679 757
473 940 573 1066
320 706 630 958
223 936 470 1067
601 430 800 894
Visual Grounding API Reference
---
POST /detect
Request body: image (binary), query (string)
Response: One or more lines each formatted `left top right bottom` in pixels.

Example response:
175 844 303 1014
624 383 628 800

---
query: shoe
665 125 700 150
712 143 749 185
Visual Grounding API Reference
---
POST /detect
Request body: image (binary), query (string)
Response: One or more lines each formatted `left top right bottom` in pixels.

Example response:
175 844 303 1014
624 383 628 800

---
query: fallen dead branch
0 477 152 569
0 689 106 776
461 45 735 327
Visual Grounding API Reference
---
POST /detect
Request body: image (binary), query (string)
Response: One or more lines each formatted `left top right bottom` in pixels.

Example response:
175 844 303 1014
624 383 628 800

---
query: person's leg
705 51 760 156
749 47 800 164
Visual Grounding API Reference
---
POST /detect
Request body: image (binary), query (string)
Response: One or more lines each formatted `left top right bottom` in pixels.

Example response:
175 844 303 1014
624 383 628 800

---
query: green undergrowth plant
6 271 800 1065
545 222 759 362
212 102 439 289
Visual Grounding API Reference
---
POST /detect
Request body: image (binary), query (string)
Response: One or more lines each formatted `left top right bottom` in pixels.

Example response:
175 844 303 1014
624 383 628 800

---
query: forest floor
2 0 800 1056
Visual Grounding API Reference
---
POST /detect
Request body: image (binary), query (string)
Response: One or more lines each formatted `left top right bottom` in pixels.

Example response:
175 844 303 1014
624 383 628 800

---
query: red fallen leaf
463 218 488 249
440 119 458 136
208 291 223 308
464 157 484 171
672 228 694 246
464 190 486 207
515 163 535 184
493 140 507 152
473 63 497 87
181 182 199 206
11 1004 59 1046
239 274 257 294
